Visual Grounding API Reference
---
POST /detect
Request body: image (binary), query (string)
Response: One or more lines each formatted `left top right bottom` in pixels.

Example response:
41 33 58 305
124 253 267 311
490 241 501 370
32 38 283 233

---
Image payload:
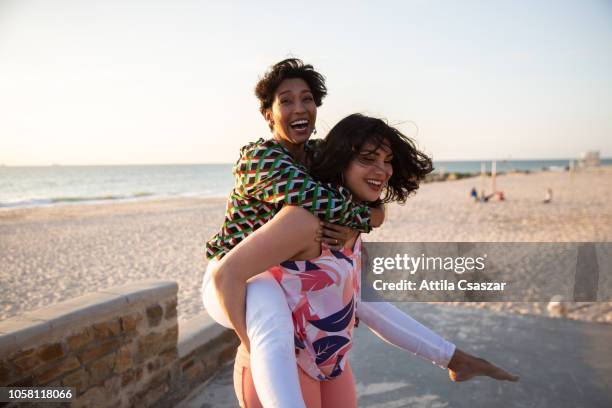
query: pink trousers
233 344 357 408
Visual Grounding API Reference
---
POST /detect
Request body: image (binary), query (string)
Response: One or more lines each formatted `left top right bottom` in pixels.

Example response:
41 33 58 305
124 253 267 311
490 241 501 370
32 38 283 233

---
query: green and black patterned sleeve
236 139 372 232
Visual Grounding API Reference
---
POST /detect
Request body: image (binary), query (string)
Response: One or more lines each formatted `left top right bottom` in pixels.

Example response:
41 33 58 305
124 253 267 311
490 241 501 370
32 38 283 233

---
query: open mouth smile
290 119 309 131
365 179 384 190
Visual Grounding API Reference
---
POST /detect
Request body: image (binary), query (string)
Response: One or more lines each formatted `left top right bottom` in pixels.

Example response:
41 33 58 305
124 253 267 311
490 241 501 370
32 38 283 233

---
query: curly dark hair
309 114 433 204
254 58 327 116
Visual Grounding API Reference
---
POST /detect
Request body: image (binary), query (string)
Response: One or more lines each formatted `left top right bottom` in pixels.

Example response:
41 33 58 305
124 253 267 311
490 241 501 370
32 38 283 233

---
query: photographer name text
372 279 507 292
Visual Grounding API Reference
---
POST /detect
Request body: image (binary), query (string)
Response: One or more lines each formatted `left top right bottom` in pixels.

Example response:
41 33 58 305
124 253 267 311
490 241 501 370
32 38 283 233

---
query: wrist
447 348 466 371
370 205 386 228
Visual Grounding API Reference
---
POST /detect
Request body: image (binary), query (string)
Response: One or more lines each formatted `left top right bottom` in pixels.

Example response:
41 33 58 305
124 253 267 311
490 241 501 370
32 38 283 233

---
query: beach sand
1 167 611 324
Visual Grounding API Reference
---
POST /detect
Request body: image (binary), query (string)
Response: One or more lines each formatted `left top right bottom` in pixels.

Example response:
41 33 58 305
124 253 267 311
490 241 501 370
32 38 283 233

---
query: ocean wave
0 192 156 209
0 198 54 209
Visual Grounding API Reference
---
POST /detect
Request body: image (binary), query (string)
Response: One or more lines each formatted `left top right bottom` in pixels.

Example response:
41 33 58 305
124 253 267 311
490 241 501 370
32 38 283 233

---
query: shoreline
0 193 229 213
0 196 226 223
4 165 610 213
1 168 611 324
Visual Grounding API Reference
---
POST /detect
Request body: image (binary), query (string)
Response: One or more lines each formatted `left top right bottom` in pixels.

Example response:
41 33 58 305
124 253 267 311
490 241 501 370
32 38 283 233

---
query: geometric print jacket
206 138 372 260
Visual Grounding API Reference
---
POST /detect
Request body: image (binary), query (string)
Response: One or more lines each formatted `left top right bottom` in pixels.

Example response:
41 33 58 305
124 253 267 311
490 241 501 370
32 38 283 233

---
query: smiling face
265 78 317 152
343 139 394 202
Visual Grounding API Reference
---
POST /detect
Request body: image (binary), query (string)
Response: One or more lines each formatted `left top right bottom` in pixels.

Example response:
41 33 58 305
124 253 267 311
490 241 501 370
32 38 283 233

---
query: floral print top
270 238 362 381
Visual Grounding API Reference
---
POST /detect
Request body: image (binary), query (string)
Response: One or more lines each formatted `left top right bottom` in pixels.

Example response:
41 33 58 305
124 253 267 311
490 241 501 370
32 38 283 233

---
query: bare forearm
208 206 319 352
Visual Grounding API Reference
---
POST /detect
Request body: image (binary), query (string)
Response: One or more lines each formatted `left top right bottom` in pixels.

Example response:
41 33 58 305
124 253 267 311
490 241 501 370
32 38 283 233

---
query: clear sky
1 0 611 165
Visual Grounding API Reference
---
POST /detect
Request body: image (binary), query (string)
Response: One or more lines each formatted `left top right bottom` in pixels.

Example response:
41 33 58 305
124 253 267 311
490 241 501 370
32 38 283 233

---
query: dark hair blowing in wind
309 113 433 204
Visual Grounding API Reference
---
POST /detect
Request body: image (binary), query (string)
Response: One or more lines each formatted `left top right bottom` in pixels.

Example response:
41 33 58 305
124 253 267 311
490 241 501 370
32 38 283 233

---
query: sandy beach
1 167 611 324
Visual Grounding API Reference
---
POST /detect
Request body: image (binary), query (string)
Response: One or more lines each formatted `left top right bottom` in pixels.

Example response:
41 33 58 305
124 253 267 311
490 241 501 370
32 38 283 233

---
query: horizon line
2 157 611 167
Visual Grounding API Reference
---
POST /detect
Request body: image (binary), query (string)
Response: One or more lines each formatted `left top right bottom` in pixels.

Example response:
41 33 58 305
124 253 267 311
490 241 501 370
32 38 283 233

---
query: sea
1 159 610 210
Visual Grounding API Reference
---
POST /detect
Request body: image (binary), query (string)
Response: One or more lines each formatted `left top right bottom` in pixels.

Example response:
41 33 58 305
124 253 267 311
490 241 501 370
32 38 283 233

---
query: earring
313 127 317 135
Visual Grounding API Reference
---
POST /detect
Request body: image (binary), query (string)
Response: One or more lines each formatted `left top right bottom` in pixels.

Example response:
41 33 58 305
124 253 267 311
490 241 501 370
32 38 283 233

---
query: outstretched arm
356 301 519 382
211 206 318 350
356 301 456 368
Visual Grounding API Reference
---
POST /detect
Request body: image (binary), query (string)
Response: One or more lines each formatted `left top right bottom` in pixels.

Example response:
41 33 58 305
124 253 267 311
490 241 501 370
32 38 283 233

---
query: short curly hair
254 58 327 116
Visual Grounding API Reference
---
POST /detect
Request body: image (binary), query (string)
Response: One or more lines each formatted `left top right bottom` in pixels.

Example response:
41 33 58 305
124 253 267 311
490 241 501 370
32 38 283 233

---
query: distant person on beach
480 190 495 203
470 187 478 202
543 188 553 204
202 60 517 407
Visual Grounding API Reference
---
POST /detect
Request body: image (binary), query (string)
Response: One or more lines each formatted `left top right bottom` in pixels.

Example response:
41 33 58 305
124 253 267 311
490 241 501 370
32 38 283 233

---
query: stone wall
0 280 238 407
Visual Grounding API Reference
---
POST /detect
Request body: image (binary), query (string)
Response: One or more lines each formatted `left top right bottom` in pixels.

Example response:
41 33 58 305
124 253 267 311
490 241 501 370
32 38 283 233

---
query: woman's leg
320 362 357 408
233 345 259 408
234 344 322 408
202 261 305 407
202 259 232 327
245 272 306 407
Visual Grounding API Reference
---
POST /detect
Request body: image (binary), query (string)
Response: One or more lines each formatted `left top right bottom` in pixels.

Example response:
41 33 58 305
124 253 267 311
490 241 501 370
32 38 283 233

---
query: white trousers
202 259 306 408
